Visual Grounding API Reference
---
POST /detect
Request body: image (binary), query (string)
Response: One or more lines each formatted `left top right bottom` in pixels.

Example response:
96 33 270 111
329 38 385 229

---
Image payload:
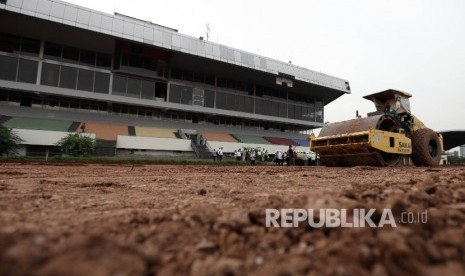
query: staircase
191 135 213 159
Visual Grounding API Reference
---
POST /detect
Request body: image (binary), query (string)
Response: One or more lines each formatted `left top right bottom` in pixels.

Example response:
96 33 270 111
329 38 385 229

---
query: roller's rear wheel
411 128 442 166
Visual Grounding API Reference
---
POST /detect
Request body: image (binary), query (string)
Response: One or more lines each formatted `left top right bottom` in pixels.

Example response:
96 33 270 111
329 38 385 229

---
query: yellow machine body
310 89 443 167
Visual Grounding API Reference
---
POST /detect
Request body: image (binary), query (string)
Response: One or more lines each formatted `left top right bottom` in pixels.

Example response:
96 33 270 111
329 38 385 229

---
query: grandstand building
0 0 350 157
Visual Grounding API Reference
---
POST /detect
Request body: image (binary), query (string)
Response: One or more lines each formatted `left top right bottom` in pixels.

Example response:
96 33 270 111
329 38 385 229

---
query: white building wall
13 129 95 146
116 135 193 152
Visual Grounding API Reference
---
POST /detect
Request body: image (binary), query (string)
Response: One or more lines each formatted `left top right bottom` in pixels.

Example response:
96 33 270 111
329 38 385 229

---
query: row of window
217 78 254 95
114 54 167 78
171 68 215 86
0 52 323 123
216 91 254 113
0 33 40 57
43 42 112 69
112 75 167 99
169 84 215 108
0 55 38 84
167 84 323 122
0 54 110 94
41 62 110 93
170 66 321 106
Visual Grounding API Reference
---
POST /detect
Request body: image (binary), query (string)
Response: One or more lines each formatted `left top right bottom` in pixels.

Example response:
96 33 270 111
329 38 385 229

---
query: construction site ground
1 162 465 275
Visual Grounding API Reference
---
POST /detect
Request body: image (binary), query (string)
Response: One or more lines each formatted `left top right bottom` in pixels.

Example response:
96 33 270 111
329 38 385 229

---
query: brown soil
1 163 465 276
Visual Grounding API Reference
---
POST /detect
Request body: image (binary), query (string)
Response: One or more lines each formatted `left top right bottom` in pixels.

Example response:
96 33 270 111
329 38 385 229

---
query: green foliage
0 125 24 156
56 133 95 156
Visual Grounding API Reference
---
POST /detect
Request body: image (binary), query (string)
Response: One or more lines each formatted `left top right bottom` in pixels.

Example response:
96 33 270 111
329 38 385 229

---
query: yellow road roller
310 89 443 167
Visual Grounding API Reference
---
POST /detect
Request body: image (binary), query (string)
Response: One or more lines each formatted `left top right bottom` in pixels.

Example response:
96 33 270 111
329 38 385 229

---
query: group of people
212 147 262 165
275 145 297 166
212 145 302 166
212 147 224 161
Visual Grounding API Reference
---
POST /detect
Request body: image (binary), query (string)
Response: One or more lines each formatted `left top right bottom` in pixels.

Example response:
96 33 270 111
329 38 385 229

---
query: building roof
0 0 350 94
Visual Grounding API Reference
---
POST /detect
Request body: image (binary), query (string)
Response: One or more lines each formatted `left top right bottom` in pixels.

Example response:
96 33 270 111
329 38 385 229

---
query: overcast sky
65 0 465 135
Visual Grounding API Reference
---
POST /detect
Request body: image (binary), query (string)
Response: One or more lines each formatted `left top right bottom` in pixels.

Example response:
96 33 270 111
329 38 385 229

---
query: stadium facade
0 0 350 157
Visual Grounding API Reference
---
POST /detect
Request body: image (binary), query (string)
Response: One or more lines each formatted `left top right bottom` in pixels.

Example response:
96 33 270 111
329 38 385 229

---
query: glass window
40 63 60 86
256 85 264 97
288 104 295 119
62 46 79 63
43 42 62 61
143 58 157 72
244 97 254 113
77 69 94 92
59 101 69 108
255 98 266 115
94 72 110 94
205 74 215 85
17 59 38 84
233 94 244 112
183 71 193 82
308 107 315 121
112 75 127 95
59 66 78 89
140 79 155 99
126 78 141 97
0 33 20 53
70 102 80 109
121 55 129 67
171 69 182 80
20 38 40 56
0 55 18 81
155 82 167 99
217 77 227 88
193 72 204 83
31 97 43 105
96 53 112 68
129 55 143 68
316 108 323 122
271 101 280 117
204 89 215 108
294 105 302 120
49 98 59 107
168 84 182 103
180 87 193 105
9 94 20 103
279 102 287 118
263 99 272 116
216 92 227 109
79 50 96 66
301 106 308 121
304 96 314 105
227 79 236 89
246 83 254 95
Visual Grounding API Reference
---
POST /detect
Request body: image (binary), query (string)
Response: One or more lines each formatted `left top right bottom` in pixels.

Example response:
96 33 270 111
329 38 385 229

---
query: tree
56 133 95 157
0 125 24 156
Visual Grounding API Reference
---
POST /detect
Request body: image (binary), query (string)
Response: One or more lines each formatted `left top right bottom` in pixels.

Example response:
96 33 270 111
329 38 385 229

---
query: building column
36 40 45 85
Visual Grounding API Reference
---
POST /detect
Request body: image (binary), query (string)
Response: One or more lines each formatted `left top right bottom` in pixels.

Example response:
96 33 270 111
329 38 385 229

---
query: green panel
3 117 73 132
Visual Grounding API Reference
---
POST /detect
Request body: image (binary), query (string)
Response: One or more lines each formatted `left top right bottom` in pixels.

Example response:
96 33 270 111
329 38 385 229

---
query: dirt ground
1 163 465 276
